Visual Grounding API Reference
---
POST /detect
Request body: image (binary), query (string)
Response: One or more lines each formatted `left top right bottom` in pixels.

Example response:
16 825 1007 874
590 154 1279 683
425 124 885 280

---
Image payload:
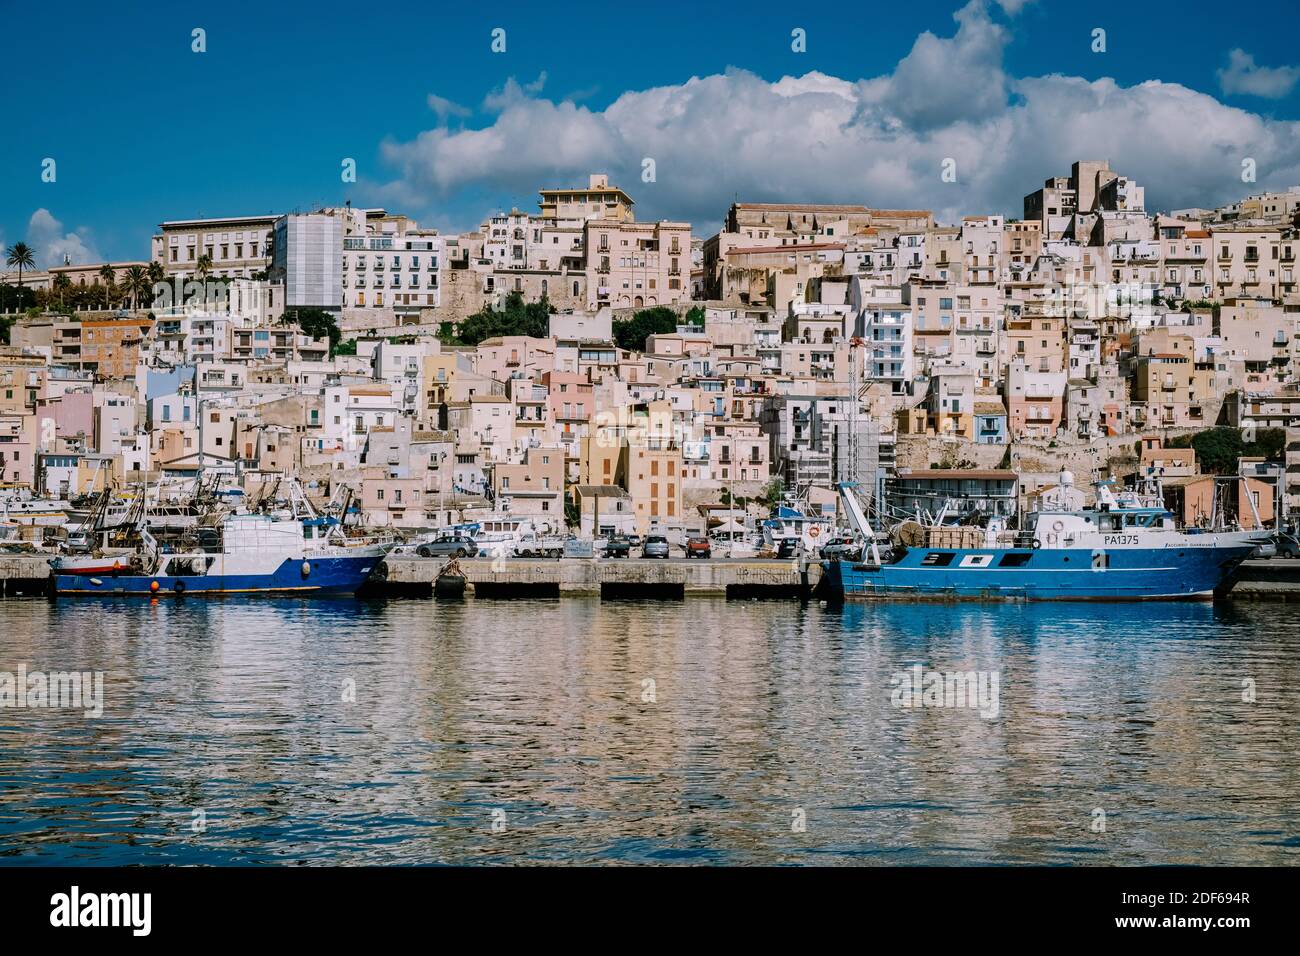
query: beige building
1212 226 1288 300
586 219 690 310
153 214 277 280
492 446 565 523
538 174 634 223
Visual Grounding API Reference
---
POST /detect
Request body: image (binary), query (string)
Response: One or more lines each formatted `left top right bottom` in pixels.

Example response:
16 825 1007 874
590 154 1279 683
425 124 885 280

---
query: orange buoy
150 580 160 592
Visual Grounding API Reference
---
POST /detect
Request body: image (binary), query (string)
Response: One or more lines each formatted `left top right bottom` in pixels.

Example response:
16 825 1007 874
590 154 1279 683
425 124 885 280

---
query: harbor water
1 596 1298 865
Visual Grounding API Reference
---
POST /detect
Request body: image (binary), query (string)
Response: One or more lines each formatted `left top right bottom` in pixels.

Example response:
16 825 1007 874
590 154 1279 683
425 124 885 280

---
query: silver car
641 535 670 559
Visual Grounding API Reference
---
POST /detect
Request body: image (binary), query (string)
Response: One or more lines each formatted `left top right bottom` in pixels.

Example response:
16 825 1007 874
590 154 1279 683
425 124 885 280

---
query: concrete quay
378 555 821 598
1223 559 1300 601
0 553 1295 601
0 553 55 595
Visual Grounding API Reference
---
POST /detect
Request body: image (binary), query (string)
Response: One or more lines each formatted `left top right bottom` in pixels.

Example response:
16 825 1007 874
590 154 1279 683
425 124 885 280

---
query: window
921 552 955 566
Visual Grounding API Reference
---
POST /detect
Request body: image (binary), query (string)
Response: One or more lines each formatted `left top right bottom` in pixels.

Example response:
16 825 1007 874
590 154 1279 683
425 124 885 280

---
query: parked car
1273 531 1300 558
417 535 478 558
819 537 860 561
1252 539 1278 559
774 538 798 559
685 535 712 559
642 534 670 559
602 535 632 559
626 534 643 549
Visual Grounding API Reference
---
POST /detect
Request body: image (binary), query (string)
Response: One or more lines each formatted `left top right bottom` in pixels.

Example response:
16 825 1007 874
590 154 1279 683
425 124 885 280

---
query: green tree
195 253 213 283
443 292 552 346
612 306 679 351
98 264 118 307
0 283 36 314
53 272 71 309
146 260 165 295
684 305 705 326
119 264 150 310
5 243 36 304
1166 426 1284 474
757 477 785 506
284 307 343 355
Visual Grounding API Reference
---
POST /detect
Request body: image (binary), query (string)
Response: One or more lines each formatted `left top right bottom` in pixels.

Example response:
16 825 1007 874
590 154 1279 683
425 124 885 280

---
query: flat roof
158 214 279 228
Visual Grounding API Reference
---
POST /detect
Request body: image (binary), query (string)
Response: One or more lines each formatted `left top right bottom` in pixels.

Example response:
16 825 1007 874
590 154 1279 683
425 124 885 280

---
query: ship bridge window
998 552 1033 567
921 552 955 566
959 554 993 568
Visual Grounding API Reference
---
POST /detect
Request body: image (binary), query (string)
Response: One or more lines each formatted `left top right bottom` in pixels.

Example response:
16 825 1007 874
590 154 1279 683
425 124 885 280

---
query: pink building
473 336 557 383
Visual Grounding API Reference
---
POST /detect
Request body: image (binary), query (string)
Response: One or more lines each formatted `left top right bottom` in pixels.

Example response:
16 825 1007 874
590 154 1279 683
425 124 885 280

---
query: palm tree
98 264 117 307
5 242 36 310
146 261 165 308
53 273 71 310
120 265 149 310
195 253 213 284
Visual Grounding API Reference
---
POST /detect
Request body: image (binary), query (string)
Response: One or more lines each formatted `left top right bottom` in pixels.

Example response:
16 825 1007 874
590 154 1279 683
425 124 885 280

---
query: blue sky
3 0 1298 267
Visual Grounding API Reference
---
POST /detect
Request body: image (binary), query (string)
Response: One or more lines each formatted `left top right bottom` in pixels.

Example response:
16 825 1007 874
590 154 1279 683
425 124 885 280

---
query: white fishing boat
1 491 70 527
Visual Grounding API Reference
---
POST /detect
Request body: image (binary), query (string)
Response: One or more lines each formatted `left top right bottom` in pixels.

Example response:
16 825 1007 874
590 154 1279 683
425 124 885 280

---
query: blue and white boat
825 477 1256 602
54 512 392 597
761 501 835 552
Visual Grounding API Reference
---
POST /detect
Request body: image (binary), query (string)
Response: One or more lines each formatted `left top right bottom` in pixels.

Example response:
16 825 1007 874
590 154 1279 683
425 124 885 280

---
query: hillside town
2 161 1300 547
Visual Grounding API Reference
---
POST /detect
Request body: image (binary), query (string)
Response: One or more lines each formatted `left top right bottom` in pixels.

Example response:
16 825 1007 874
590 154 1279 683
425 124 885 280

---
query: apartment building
1005 360 1067 440
341 208 444 314
1212 226 1287 300
153 215 277 279
586 219 690 310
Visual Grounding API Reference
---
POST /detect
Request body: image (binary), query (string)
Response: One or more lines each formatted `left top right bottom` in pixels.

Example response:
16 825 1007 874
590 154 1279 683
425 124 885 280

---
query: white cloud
426 93 471 123
26 209 101 268
377 0 1300 230
1217 49 1300 100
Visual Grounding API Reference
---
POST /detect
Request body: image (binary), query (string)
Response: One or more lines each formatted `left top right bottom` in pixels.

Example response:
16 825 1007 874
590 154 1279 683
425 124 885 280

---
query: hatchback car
819 537 860 561
417 536 479 558
642 535 670 559
1274 531 1300 558
685 536 712 559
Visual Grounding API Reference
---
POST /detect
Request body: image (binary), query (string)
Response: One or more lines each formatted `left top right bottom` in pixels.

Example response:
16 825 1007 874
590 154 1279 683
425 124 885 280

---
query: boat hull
824 544 1255 602
54 553 381 596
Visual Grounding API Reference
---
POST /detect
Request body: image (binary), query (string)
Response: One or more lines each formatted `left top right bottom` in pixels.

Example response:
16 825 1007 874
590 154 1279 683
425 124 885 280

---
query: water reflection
0 597 1296 864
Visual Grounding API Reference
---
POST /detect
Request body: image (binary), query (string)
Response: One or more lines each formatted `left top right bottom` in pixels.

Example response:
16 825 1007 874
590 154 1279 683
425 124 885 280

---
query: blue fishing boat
825 479 1256 602
54 512 391 597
